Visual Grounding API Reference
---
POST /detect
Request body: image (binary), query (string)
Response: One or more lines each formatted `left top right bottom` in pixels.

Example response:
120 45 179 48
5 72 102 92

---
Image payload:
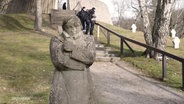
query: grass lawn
95 22 184 90
0 14 55 104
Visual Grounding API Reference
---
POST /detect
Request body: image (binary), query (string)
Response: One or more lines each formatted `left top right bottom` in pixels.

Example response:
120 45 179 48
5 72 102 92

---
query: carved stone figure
172 36 180 49
171 29 176 38
131 24 137 33
49 15 96 104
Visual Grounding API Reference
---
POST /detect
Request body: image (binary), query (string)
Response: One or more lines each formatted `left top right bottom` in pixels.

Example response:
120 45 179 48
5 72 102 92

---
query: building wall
42 0 58 14
1 0 112 24
69 0 112 24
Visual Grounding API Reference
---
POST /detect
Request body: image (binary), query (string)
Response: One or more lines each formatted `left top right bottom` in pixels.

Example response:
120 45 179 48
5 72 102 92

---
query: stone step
96 51 117 57
96 50 108 56
95 43 120 62
95 56 120 62
95 44 105 47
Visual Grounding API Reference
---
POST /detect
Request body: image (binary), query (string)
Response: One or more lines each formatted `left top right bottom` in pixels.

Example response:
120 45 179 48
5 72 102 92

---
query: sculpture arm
50 36 86 71
70 46 95 65
70 36 96 65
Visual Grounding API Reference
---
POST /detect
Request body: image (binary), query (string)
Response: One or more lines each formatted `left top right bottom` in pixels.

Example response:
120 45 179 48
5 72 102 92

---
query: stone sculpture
49 15 96 104
171 29 176 38
131 24 137 33
172 36 180 49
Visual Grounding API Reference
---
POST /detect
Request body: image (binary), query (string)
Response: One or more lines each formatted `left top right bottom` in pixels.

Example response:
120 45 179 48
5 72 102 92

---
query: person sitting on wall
76 7 86 31
77 7 96 35
87 7 96 35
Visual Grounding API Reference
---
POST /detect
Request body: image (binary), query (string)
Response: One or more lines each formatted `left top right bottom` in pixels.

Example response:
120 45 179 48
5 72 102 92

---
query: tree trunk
0 0 11 14
138 0 153 57
152 0 174 59
34 0 42 31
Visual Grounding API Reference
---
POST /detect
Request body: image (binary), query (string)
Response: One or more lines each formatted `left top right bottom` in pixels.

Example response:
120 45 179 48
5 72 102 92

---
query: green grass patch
0 14 34 32
0 14 54 104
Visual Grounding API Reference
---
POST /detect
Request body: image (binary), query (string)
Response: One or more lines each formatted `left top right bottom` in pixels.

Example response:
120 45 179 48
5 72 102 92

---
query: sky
98 0 136 18
174 0 184 9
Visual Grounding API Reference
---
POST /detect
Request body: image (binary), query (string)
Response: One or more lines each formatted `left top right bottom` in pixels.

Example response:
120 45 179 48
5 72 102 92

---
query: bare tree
152 0 175 59
171 1 184 38
138 0 153 57
138 0 175 59
0 0 12 14
112 0 127 26
34 0 42 31
130 0 140 20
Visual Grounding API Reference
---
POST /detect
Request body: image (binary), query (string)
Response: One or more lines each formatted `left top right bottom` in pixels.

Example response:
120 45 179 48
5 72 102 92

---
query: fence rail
95 23 184 90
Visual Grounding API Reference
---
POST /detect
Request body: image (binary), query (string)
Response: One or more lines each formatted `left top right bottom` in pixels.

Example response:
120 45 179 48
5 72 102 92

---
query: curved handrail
95 22 184 90
95 23 184 62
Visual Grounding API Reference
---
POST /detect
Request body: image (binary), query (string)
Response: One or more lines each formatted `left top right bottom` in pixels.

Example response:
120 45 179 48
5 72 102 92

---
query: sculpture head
62 16 82 37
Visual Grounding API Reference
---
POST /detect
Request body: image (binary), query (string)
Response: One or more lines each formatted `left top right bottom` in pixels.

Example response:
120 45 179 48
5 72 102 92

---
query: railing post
162 54 167 81
49 13 51 24
107 30 110 46
97 25 100 41
123 40 135 53
182 62 184 90
121 38 124 54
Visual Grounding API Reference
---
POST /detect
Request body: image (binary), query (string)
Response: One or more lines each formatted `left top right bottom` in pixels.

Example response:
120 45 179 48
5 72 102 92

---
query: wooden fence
95 23 184 90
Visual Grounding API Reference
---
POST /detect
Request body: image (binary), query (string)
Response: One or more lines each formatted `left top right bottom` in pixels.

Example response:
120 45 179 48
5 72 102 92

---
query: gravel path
90 61 184 104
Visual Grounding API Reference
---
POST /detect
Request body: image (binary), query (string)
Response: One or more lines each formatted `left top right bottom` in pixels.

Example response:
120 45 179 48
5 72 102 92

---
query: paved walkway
90 61 184 104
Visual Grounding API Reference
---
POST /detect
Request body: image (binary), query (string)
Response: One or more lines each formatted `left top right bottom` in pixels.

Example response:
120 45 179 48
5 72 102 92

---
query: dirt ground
90 61 184 104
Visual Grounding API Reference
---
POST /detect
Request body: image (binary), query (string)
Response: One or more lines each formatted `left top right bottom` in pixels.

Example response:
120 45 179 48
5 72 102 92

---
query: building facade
0 0 112 24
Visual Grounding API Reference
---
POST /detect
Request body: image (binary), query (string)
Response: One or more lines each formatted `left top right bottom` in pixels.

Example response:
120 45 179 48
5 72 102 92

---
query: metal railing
95 23 184 90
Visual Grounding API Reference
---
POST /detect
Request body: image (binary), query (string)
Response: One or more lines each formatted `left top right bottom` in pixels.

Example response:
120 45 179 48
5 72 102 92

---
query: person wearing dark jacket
87 7 96 35
77 7 96 35
76 7 86 31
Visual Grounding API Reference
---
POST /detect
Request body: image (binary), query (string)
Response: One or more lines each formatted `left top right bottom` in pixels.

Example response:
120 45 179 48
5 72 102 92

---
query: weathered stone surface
49 15 96 104
50 9 77 25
